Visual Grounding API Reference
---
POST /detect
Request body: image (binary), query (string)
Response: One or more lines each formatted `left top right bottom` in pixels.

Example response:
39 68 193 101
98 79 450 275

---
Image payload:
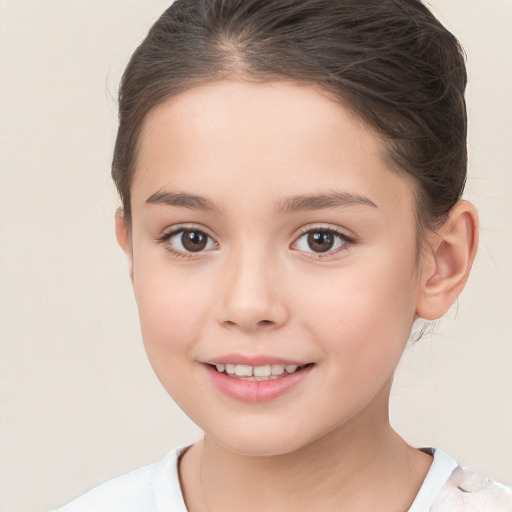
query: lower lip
204 364 313 403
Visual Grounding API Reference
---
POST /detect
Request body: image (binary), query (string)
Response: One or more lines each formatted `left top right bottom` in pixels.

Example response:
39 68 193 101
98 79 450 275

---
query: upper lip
204 354 309 366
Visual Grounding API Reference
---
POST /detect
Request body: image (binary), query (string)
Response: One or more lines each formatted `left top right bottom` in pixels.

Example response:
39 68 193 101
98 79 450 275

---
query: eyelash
156 226 218 260
156 226 354 259
292 226 354 258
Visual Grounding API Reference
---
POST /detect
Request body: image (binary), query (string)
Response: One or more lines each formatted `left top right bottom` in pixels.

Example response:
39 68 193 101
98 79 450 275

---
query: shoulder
53 462 159 512
431 462 512 512
53 448 188 512
409 448 512 512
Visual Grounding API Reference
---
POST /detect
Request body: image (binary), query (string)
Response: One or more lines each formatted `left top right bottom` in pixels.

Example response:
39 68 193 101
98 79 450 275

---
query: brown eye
181 230 208 252
167 229 216 254
307 231 335 252
293 228 350 255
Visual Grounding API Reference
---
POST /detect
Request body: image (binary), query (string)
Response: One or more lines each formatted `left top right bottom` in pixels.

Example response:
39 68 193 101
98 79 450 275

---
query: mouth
207 362 312 381
203 356 315 402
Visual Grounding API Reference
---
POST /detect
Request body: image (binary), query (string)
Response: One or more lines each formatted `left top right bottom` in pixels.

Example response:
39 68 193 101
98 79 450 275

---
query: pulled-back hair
112 0 467 230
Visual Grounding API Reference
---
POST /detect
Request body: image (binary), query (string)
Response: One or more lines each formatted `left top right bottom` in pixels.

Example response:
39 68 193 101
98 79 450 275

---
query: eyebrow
145 190 223 213
145 190 377 215
275 191 377 214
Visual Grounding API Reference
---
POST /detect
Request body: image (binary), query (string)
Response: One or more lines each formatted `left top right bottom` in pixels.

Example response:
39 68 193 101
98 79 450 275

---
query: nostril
222 318 276 331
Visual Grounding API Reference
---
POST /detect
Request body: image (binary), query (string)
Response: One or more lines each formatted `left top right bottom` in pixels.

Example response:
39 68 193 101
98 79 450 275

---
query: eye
292 228 350 254
163 228 217 254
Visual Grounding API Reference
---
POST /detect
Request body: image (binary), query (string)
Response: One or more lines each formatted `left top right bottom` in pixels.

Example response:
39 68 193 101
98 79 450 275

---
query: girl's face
122 80 425 456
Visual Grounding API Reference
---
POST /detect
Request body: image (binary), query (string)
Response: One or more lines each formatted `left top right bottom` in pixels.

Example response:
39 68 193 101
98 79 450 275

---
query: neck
179 396 432 512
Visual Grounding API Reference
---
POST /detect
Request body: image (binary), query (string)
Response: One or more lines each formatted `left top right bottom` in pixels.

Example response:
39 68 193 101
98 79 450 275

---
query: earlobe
115 209 134 282
416 200 479 320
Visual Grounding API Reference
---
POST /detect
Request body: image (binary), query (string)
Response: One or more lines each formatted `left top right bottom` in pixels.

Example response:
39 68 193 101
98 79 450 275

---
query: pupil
307 231 334 253
182 230 207 252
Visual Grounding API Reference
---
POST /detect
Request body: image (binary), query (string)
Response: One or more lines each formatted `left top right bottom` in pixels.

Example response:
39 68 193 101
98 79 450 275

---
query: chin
219 437 301 458
205 421 317 458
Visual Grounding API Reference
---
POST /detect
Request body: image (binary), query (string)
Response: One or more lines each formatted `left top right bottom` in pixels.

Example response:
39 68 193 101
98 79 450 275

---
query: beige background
1 1 511 511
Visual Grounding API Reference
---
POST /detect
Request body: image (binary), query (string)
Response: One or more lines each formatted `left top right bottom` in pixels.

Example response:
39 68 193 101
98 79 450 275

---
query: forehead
132 80 415 213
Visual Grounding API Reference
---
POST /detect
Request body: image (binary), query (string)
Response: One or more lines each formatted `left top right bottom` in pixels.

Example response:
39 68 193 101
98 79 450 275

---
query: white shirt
54 447 512 511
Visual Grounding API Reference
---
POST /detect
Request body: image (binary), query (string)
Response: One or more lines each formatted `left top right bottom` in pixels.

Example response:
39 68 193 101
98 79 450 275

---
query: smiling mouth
208 363 312 381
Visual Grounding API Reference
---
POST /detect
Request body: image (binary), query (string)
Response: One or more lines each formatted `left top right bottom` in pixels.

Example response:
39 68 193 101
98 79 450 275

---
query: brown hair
112 0 467 230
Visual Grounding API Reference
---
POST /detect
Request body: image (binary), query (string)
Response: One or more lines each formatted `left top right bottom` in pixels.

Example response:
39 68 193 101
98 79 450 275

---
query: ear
416 200 479 320
115 209 134 283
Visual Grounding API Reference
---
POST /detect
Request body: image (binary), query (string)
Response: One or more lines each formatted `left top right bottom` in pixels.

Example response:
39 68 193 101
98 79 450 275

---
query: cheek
297 252 418 373
132 259 211 374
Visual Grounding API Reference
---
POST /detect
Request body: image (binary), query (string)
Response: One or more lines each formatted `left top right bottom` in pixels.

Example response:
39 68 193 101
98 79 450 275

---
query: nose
217 248 289 332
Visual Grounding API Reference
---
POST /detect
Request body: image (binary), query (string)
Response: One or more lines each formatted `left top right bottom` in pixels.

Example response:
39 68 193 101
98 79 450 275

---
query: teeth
235 365 252 377
253 365 272 377
271 364 285 375
213 362 305 377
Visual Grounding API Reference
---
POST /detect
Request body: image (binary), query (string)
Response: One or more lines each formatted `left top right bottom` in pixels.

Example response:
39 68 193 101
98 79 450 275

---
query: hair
112 0 468 232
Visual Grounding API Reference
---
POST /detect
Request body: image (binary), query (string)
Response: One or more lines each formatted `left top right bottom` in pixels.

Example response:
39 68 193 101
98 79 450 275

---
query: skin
116 80 478 511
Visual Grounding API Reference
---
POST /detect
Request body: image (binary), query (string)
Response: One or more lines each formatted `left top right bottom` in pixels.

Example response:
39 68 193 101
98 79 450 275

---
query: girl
55 0 511 510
